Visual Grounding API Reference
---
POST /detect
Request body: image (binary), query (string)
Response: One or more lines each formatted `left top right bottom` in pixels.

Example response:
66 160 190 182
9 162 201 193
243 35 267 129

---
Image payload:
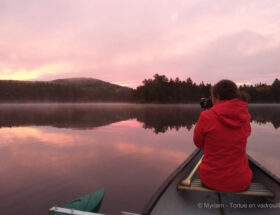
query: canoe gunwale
247 154 280 185
141 148 200 215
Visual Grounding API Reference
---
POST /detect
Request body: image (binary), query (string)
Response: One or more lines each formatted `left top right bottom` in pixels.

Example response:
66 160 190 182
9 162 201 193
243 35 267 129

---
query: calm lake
0 103 279 215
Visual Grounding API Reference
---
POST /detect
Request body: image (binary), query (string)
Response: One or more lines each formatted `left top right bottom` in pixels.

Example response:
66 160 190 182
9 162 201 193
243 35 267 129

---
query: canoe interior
143 149 280 215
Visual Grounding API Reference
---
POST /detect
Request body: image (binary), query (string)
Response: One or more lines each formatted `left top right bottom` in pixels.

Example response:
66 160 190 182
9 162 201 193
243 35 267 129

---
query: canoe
142 149 280 215
49 188 105 215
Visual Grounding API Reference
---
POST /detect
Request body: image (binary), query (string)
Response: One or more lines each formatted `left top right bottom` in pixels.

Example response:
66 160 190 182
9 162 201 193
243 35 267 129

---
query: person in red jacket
194 79 252 192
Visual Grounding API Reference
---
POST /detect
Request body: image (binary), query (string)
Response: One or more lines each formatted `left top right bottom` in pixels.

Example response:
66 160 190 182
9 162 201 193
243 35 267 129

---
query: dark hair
212 80 239 100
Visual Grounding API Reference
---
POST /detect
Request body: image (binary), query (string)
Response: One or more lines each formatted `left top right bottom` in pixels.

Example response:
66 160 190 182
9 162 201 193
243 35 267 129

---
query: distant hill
52 77 118 87
52 77 133 100
52 77 132 93
0 78 134 102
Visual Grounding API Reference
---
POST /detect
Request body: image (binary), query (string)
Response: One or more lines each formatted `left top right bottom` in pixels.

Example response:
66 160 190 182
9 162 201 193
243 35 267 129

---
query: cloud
189 30 280 83
0 0 280 87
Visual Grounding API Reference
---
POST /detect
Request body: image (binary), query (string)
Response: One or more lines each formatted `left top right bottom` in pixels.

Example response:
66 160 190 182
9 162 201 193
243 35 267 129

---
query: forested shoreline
135 74 280 103
0 78 133 102
0 75 279 103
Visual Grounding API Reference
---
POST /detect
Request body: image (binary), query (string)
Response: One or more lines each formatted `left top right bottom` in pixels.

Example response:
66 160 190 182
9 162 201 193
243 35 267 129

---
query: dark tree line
134 74 280 103
0 80 133 102
239 78 280 103
0 76 279 103
134 74 211 103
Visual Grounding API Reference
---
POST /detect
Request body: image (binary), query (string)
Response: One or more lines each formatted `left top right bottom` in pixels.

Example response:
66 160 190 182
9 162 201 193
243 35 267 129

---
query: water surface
0 103 279 215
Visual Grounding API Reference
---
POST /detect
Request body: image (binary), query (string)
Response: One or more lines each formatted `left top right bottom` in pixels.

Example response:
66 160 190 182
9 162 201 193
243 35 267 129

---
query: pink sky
0 0 280 88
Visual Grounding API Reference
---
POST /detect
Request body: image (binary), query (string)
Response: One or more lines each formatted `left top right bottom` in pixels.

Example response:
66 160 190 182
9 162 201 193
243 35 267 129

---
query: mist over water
0 103 279 215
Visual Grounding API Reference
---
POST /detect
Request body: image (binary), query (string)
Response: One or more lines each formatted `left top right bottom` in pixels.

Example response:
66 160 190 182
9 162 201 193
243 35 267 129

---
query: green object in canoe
54 188 105 215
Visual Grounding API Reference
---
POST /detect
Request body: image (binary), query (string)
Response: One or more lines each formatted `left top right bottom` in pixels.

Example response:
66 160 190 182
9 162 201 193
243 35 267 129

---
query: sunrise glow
0 0 279 87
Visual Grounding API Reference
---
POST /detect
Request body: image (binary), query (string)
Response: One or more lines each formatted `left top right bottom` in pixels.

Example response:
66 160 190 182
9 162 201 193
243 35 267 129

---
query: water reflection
249 104 280 129
0 103 279 132
0 104 134 129
0 120 195 215
0 103 279 215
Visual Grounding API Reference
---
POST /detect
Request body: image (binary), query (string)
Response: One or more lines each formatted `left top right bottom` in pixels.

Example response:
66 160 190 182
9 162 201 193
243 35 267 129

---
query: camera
200 97 213 110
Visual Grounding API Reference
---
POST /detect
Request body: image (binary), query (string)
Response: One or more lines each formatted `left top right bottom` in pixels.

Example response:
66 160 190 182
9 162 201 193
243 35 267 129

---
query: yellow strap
181 156 203 186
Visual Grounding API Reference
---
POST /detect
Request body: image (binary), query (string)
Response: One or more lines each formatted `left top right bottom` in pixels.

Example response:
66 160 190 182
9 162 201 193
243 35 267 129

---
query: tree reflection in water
0 103 279 131
249 104 280 129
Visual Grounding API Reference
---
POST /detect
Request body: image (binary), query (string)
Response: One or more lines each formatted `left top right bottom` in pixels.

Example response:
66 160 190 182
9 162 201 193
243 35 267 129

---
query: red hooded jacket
194 98 252 192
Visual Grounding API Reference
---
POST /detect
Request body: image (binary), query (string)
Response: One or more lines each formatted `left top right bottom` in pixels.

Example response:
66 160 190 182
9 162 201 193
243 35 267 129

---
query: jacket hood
211 99 250 128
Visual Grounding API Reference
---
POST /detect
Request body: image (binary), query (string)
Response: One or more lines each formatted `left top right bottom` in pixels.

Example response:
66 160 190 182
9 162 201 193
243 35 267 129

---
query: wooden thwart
178 178 275 197
178 155 274 197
